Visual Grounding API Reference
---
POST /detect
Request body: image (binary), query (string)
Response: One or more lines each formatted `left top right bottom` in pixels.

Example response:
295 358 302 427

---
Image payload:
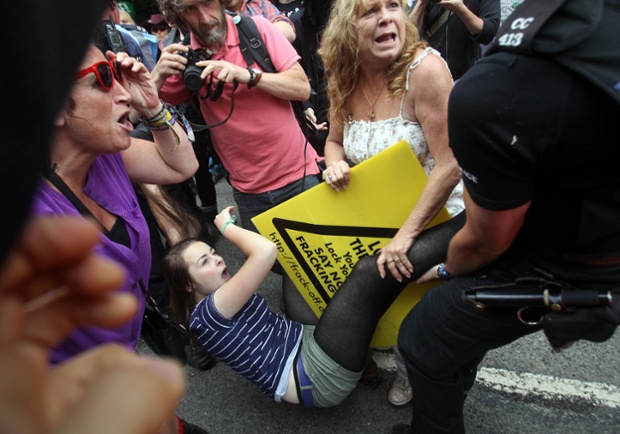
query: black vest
487 0 620 106
487 0 620 260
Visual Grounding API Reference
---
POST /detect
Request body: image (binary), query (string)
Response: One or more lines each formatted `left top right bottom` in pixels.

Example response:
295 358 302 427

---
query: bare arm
111 52 198 185
445 190 530 276
322 120 352 191
210 207 278 319
251 62 310 101
274 21 296 43
409 0 427 28
122 122 198 185
378 53 461 281
199 60 310 101
410 0 486 36
256 0 296 43
440 0 484 35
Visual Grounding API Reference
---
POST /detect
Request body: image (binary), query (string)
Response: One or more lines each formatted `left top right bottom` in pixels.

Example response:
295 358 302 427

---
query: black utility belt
462 277 614 325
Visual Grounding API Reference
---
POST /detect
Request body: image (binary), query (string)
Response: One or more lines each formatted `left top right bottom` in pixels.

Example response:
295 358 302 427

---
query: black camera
180 48 211 92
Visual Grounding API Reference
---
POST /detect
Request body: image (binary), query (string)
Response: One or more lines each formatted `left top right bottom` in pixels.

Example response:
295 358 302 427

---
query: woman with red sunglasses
29 43 200 433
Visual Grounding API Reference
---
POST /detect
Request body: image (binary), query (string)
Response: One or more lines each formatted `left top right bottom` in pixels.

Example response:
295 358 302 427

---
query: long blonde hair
318 0 426 126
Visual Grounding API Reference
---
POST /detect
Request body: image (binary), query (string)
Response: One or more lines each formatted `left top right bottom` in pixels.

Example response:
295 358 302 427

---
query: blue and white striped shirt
190 293 303 398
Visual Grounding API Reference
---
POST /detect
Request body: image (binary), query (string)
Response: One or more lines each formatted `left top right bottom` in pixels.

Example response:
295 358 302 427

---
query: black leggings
287 212 466 372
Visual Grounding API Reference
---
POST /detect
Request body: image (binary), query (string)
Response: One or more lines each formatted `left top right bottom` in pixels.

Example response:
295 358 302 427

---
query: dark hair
164 238 201 326
158 0 226 28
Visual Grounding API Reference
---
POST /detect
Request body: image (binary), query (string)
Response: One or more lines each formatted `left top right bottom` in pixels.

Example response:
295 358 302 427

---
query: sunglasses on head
75 59 123 90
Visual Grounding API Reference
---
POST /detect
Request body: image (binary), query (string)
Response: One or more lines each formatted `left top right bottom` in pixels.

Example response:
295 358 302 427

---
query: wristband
138 100 167 123
145 110 177 130
221 215 237 235
437 263 454 281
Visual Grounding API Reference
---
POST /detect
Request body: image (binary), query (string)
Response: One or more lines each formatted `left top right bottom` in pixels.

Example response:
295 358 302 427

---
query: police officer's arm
443 189 531 276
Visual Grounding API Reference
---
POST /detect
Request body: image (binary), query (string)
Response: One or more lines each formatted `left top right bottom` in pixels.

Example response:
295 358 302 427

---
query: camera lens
184 66 205 92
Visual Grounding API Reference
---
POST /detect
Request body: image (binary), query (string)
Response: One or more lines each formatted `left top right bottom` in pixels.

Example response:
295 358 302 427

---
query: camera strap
44 166 111 238
231 13 312 138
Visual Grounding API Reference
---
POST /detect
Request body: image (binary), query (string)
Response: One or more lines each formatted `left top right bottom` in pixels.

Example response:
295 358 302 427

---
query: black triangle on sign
272 218 398 309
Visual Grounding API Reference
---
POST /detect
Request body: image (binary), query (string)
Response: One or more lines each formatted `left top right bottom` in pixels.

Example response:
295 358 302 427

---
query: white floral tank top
343 47 464 216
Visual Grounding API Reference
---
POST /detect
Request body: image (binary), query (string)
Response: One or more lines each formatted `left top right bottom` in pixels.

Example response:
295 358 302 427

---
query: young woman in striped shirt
164 205 460 407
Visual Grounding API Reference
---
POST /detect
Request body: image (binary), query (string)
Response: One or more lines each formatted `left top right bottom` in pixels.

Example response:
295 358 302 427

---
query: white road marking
477 367 620 409
373 352 620 409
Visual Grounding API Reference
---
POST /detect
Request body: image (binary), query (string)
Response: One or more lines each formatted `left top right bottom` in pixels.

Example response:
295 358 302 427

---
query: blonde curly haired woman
319 0 465 406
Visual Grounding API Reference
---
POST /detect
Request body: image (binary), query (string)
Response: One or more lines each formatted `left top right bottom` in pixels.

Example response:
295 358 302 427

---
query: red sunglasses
75 59 123 90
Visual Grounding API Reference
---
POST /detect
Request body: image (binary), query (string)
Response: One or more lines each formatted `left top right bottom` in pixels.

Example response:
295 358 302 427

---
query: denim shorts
299 325 363 408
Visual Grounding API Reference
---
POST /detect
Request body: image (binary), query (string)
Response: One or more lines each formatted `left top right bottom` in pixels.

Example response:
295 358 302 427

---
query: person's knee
351 255 380 277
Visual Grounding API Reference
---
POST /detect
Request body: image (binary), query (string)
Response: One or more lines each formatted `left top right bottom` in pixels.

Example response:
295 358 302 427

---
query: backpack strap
230 12 275 73
229 12 313 139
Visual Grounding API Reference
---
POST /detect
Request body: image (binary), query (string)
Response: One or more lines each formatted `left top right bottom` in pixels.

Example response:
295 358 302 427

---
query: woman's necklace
361 79 387 120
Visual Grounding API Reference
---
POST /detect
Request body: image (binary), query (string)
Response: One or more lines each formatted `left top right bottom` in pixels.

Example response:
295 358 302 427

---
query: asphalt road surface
139 178 620 434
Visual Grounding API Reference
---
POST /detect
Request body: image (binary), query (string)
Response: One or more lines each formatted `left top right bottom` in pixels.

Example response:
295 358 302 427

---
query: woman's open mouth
118 112 134 132
376 32 397 44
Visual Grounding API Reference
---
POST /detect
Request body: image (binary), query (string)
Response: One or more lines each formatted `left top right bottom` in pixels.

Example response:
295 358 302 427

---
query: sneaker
179 417 210 434
388 375 412 406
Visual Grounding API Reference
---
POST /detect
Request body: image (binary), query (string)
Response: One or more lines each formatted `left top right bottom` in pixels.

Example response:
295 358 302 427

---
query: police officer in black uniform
395 0 620 432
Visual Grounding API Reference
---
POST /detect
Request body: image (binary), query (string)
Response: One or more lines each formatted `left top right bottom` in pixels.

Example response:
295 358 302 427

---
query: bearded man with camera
154 0 320 236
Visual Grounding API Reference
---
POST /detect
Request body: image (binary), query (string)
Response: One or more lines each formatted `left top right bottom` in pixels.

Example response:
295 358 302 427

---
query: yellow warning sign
252 141 451 347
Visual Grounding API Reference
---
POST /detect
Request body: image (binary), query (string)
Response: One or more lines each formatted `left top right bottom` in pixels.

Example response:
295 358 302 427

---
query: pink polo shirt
161 15 319 194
